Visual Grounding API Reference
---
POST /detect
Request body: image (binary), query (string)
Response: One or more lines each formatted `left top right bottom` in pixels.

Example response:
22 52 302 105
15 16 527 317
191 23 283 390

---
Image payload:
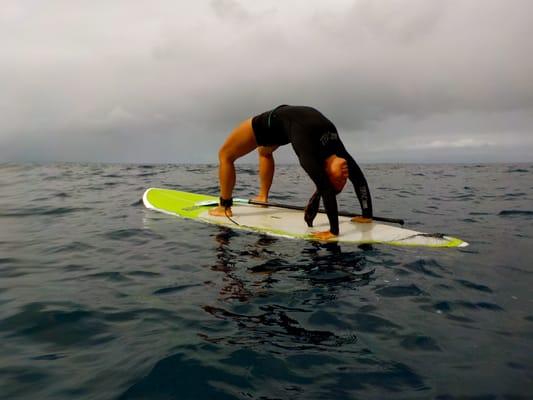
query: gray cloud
211 0 250 20
0 0 532 163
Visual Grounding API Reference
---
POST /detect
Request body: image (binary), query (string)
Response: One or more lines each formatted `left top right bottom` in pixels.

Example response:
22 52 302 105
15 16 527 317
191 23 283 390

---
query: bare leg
255 146 278 202
209 118 257 217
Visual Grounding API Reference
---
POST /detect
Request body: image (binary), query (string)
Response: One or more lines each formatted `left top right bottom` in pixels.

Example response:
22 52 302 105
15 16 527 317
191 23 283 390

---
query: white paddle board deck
143 188 468 248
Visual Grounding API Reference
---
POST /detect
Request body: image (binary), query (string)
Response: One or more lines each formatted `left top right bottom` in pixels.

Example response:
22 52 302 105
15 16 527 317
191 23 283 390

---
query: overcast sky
1 0 532 163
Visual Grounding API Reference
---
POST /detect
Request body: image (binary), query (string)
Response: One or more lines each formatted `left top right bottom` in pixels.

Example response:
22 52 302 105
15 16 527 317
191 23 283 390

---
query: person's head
324 155 348 193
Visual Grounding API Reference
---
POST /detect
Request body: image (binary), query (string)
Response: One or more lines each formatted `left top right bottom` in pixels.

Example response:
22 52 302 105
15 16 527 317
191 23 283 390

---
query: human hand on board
311 230 337 241
351 216 372 224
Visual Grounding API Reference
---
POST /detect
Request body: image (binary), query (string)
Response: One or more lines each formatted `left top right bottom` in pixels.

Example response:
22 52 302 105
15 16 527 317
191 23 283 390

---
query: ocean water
0 162 532 400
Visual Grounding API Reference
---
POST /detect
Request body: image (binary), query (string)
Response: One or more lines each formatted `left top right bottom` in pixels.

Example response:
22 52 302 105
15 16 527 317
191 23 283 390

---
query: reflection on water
120 227 429 399
209 227 375 301
201 228 367 350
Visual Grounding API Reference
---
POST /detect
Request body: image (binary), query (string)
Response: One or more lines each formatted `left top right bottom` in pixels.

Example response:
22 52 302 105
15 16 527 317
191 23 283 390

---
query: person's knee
219 146 237 164
258 146 277 158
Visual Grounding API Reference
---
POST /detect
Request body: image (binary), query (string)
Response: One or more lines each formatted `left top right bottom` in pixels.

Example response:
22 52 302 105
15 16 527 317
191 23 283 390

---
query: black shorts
251 106 290 147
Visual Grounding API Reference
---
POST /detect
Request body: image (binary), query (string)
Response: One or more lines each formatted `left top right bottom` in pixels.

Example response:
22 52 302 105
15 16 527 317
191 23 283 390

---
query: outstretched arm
337 144 373 218
290 127 340 238
295 152 340 235
304 190 320 227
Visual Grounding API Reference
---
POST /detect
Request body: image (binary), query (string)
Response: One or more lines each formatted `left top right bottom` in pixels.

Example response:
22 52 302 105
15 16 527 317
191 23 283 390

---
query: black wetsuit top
252 105 372 235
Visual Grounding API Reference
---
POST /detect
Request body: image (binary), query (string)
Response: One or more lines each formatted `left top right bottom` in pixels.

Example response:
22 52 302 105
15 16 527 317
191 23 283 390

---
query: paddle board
143 188 468 248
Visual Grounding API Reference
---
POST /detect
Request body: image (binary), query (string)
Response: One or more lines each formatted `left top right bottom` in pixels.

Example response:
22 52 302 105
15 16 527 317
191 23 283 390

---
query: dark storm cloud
0 0 531 163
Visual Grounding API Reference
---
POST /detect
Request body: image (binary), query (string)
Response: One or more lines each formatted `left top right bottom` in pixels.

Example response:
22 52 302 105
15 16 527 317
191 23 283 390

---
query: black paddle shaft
247 199 405 226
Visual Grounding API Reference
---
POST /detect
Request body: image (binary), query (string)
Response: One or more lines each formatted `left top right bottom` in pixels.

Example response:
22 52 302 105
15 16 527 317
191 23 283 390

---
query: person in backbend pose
209 105 373 240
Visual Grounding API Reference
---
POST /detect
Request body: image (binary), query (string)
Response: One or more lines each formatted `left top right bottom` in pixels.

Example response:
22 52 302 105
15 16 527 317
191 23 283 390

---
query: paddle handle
194 198 404 225
245 199 405 225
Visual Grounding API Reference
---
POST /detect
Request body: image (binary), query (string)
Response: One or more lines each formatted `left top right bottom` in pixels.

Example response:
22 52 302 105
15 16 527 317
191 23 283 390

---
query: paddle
195 198 405 225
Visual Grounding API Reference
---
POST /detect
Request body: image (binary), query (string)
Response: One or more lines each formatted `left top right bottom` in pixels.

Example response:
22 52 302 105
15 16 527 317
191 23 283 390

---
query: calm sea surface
0 163 532 399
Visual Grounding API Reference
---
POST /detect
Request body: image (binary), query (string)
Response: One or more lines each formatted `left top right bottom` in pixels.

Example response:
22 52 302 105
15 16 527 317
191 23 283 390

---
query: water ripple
375 284 425 298
0 302 113 346
0 206 92 217
499 210 533 217
0 163 531 399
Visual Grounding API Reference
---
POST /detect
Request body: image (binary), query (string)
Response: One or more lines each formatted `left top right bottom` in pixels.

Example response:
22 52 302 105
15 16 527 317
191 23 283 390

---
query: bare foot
208 206 232 217
252 196 268 207
252 195 267 202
